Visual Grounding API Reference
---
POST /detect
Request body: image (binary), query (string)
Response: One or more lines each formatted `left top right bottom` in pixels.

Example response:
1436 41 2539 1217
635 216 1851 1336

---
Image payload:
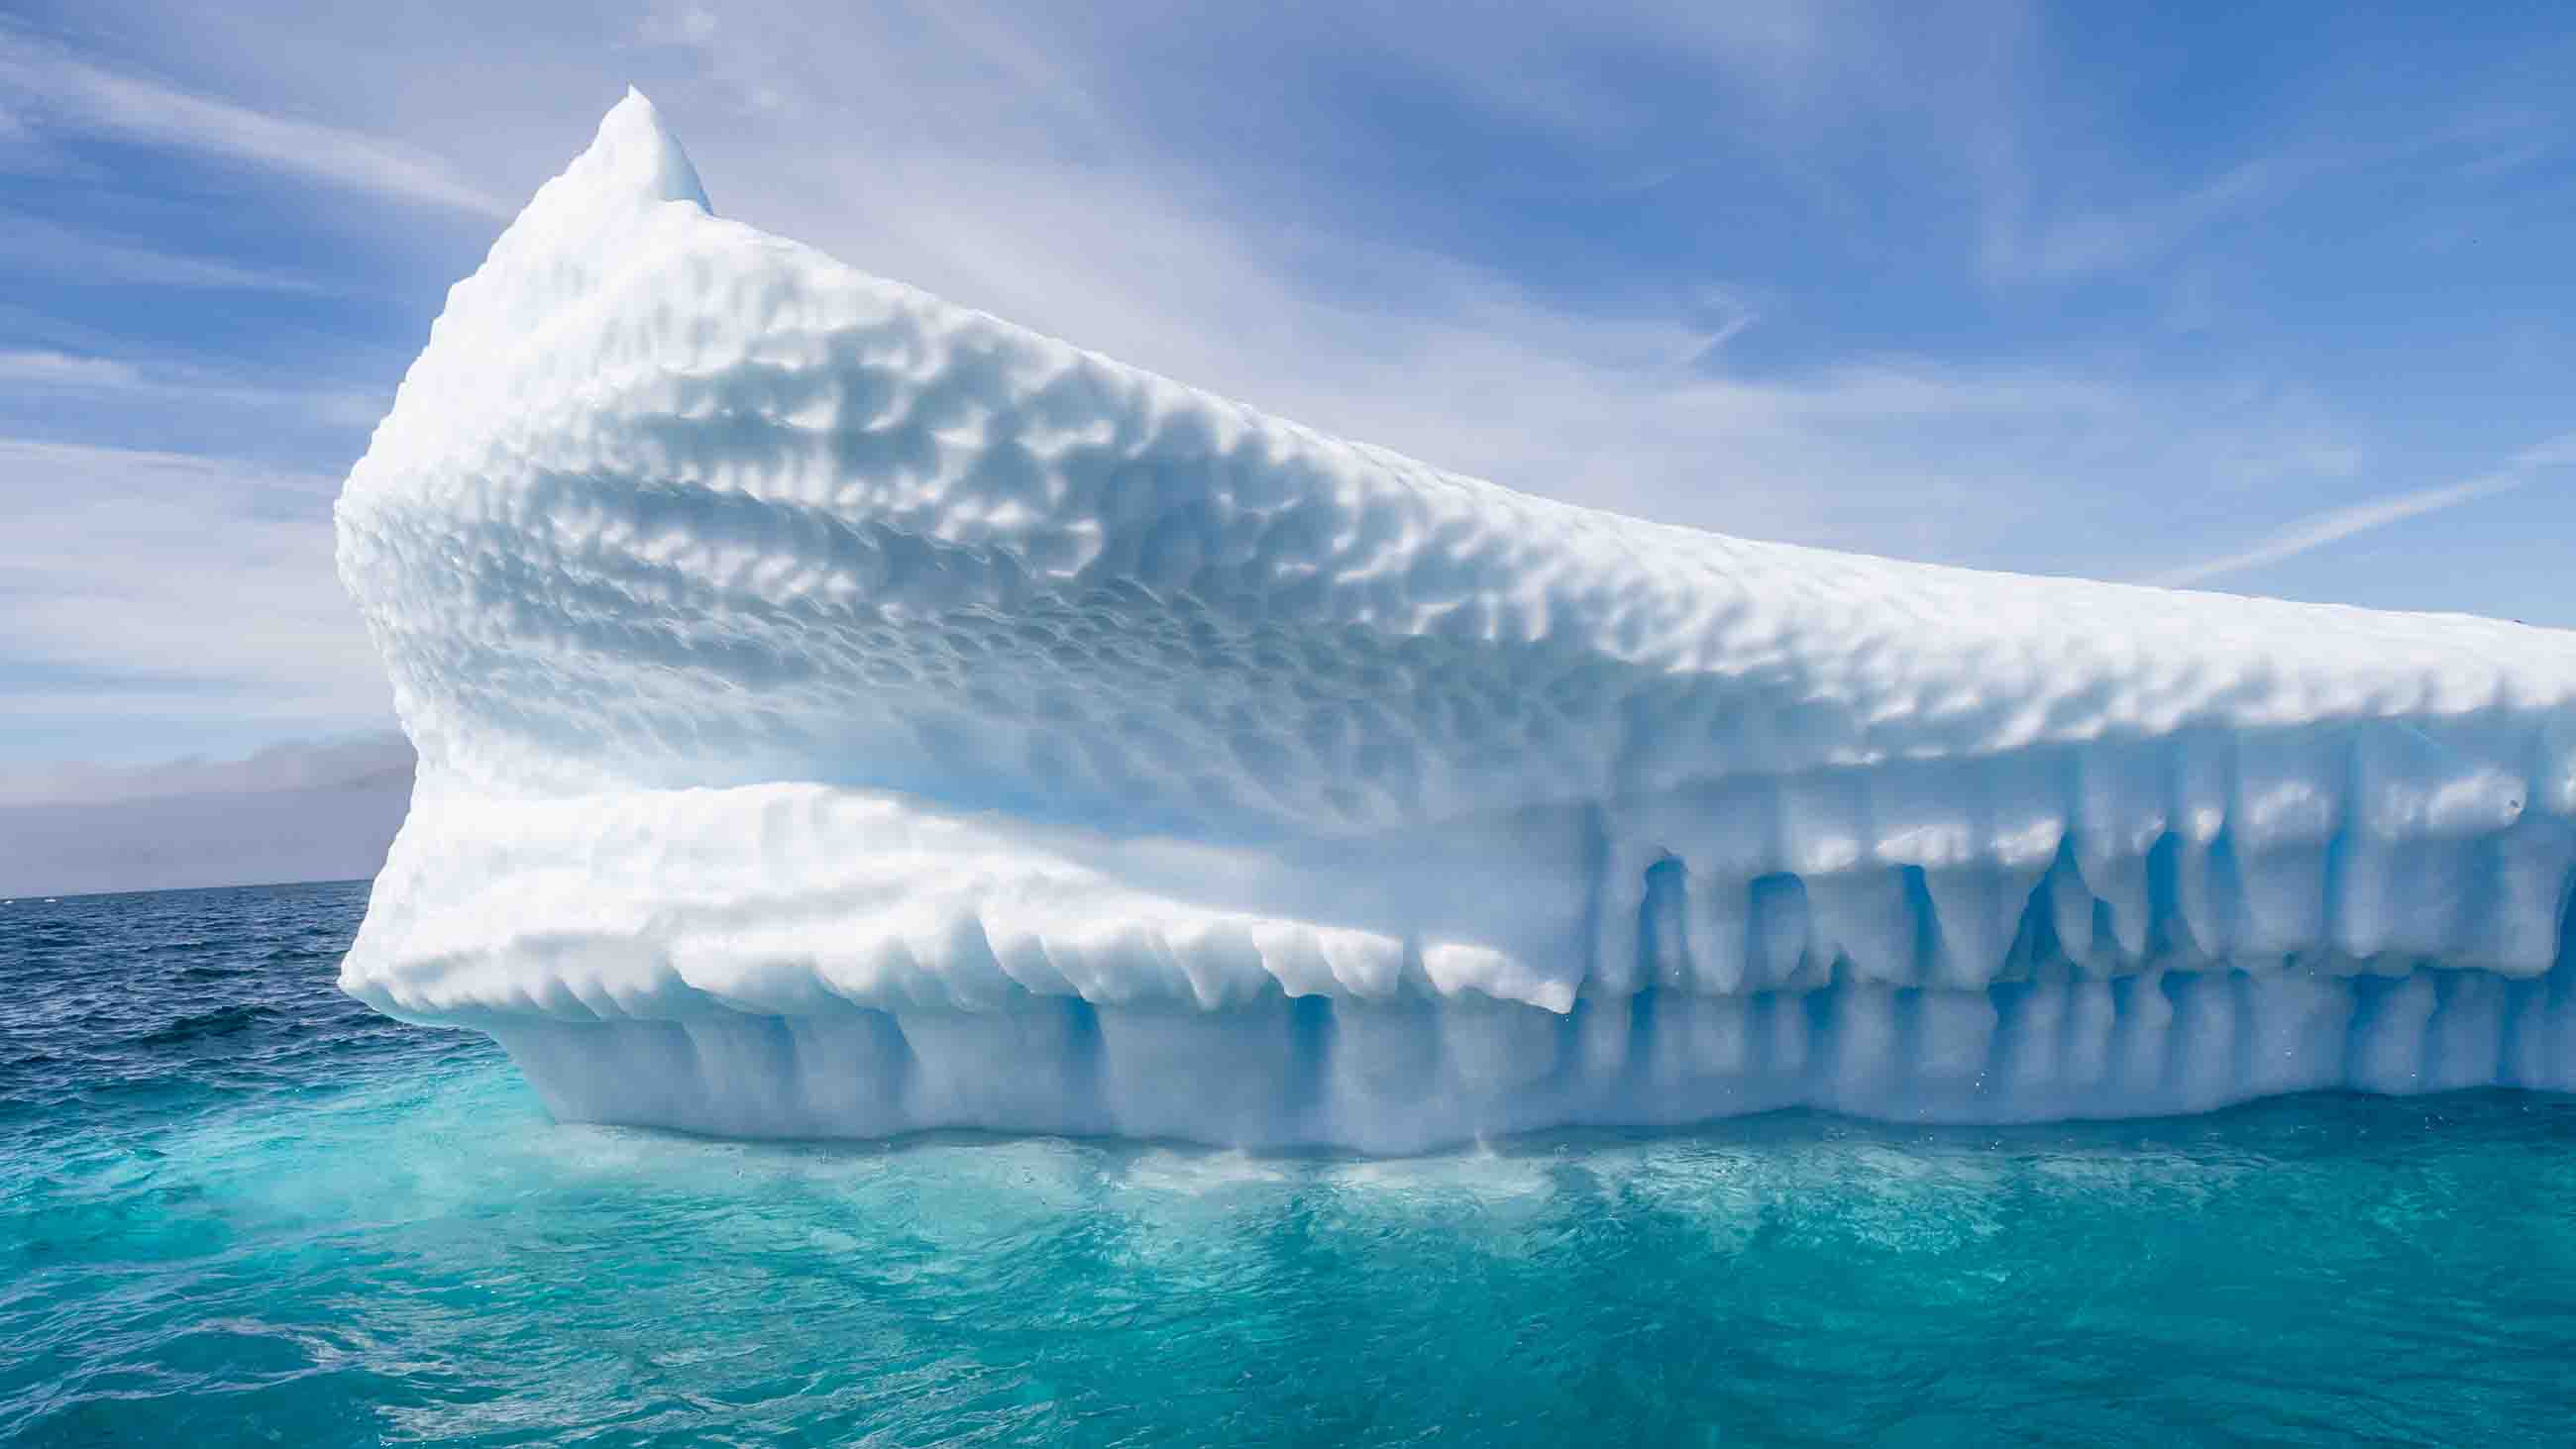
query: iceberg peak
577 87 712 215
344 92 715 480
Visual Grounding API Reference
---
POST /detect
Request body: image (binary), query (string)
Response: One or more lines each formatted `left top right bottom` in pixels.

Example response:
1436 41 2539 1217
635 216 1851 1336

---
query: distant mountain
0 733 414 898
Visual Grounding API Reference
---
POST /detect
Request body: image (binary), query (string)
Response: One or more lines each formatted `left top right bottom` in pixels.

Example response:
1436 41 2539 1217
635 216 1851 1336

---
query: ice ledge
342 763 2576 1028
496 961 2576 1152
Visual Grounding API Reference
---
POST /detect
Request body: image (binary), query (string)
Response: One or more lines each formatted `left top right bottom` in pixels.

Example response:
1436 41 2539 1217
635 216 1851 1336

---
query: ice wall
336 92 2576 1151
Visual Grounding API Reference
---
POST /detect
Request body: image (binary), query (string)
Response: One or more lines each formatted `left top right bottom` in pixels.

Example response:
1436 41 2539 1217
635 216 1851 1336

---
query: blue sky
3 0 2573 786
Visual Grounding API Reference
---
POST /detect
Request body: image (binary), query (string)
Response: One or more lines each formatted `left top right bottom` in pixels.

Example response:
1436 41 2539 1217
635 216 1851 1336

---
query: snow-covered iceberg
336 92 2576 1151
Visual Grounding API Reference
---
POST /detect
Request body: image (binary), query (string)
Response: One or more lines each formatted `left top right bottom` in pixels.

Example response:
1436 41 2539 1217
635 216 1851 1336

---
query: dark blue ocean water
6 882 2576 1445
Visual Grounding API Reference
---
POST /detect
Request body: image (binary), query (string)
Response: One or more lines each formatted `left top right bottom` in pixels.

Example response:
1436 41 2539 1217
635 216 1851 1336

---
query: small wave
136 1005 273 1048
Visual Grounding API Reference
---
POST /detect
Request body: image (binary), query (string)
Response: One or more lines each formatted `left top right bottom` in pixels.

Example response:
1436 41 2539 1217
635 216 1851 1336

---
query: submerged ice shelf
337 92 2576 1151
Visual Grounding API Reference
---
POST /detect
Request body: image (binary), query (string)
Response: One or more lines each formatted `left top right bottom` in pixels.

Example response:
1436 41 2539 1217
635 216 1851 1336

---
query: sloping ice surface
336 92 2576 1150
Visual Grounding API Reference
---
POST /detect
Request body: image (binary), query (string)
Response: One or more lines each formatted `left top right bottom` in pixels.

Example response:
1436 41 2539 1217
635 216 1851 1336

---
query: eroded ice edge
336 92 2576 1152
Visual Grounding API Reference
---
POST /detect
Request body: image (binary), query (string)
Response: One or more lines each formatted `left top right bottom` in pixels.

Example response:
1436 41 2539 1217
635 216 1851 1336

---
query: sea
5 880 2575 1445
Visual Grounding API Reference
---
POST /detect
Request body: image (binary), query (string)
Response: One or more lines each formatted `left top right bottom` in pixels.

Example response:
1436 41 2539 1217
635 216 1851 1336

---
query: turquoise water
7 883 2576 1444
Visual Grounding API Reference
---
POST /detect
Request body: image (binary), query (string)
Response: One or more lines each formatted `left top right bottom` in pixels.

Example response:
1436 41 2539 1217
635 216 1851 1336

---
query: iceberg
336 92 2576 1151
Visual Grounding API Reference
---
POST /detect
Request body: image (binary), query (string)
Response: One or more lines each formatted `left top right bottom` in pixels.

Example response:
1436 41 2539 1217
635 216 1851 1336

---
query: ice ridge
335 92 2576 1151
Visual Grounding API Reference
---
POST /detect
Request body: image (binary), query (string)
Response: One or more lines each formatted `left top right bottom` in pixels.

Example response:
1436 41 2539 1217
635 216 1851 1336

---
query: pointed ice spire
572 87 713 215
425 87 717 332
346 89 726 483
452 87 714 300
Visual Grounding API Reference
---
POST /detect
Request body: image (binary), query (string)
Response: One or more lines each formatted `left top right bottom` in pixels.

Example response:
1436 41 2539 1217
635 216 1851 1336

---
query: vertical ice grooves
497 945 2576 1152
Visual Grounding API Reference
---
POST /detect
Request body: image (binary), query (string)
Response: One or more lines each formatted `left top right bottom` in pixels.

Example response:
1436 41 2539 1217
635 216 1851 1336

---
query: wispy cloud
2152 433 2576 587
1979 97 2575 291
0 35 506 215
0 347 386 426
0 210 334 292
0 348 140 385
1991 156 2295 285
0 437 389 730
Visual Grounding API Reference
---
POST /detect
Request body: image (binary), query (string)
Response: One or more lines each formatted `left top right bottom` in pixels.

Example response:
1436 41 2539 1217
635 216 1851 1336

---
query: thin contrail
2152 432 2576 588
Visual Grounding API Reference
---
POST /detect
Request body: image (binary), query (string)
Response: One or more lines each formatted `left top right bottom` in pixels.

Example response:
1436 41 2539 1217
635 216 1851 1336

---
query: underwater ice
337 92 2576 1151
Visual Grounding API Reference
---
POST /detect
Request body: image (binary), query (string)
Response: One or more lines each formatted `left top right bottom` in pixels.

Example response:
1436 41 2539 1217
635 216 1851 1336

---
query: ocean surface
6 882 2576 1445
